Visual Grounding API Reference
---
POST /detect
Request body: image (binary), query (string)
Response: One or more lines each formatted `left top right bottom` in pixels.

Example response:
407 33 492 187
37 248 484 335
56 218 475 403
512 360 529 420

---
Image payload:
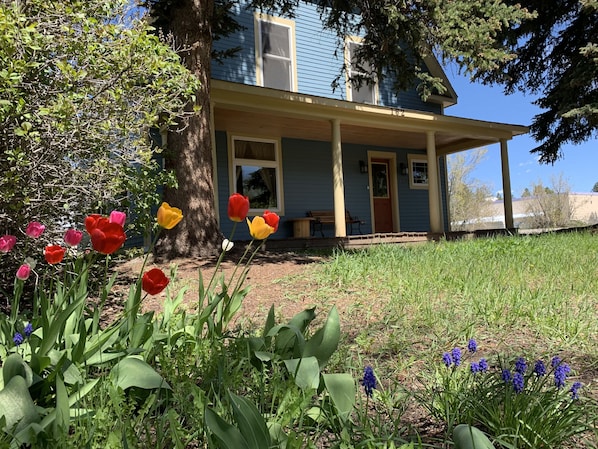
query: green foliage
423 340 596 449
453 424 495 449
0 0 198 268
479 0 597 162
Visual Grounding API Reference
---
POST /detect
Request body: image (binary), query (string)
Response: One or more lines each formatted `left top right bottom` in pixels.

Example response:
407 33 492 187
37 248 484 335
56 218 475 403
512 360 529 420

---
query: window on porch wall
232 137 282 213
408 156 429 189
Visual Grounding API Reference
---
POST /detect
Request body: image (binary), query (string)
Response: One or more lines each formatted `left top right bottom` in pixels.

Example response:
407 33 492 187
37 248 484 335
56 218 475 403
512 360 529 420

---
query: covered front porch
211 80 528 237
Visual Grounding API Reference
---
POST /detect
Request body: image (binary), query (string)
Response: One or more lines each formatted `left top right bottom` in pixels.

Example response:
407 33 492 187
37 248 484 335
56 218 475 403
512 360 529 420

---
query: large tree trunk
155 0 222 259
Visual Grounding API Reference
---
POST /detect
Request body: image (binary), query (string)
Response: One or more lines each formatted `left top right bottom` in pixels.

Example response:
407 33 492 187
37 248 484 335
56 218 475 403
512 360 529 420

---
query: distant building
477 193 598 229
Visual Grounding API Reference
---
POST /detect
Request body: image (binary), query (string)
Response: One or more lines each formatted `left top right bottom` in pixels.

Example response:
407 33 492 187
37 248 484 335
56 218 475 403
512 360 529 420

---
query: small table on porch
289 217 315 238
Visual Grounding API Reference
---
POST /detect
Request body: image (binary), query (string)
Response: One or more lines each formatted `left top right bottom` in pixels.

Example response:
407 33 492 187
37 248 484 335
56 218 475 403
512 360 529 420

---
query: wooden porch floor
263 229 517 252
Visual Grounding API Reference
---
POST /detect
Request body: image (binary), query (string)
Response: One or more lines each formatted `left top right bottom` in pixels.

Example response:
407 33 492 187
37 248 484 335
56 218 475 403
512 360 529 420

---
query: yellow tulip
157 202 183 229
246 216 274 240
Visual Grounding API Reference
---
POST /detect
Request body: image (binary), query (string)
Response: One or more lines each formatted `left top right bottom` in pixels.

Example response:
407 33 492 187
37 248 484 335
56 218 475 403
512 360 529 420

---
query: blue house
206 1 527 241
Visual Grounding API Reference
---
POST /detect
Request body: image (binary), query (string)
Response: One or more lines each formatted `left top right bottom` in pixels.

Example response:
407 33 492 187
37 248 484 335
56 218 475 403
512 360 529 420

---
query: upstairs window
230 136 283 213
255 15 297 91
346 39 377 104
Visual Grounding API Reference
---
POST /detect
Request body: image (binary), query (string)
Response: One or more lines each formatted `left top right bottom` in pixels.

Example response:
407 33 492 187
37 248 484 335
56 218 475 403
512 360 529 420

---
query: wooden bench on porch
307 210 364 237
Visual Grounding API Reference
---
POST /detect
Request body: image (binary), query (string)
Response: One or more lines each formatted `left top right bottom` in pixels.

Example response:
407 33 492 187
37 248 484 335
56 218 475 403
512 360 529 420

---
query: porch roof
211 80 528 155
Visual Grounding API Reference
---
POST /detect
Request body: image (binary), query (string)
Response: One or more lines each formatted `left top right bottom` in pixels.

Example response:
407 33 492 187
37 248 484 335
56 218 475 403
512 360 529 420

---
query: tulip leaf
0 375 40 433
284 357 320 390
229 392 271 449
453 424 495 449
1 354 33 388
303 306 340 368
205 407 251 449
110 356 171 391
323 373 355 424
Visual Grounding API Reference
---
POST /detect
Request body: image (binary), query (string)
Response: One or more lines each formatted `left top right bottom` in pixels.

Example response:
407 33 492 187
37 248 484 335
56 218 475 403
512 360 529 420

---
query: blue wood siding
211 1 441 113
214 130 445 239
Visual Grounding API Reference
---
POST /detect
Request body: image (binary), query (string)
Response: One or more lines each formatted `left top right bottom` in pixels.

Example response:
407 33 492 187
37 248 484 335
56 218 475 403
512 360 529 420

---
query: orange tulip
246 216 274 240
44 245 66 264
157 202 183 229
228 193 250 222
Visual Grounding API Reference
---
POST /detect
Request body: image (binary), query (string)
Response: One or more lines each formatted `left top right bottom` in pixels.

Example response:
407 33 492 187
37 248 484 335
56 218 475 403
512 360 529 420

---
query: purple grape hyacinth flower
442 352 452 367
502 369 512 383
24 323 33 337
13 332 23 346
515 357 527 374
554 364 571 389
451 347 462 367
512 372 525 393
478 358 488 373
533 360 546 377
467 339 477 353
470 362 480 374
362 366 377 398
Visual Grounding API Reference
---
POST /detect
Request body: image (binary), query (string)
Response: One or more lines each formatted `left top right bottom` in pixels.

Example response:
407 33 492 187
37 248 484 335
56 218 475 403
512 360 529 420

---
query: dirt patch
116 247 333 325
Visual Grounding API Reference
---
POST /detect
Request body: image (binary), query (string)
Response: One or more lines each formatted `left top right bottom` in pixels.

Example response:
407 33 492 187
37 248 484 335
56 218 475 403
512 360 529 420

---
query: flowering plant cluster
0 193 284 445
431 338 593 448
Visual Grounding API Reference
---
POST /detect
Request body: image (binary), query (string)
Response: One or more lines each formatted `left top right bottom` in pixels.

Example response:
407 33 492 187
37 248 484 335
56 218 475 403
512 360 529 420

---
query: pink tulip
109 211 126 227
63 229 83 247
0 235 17 252
16 264 31 281
25 221 45 238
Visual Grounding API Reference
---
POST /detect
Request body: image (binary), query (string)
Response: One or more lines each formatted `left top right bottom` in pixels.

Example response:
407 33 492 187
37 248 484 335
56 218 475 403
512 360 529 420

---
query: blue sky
443 66 597 196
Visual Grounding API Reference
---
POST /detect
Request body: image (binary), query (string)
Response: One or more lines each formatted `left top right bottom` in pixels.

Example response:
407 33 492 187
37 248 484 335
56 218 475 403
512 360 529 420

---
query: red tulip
263 210 280 233
228 193 250 222
142 268 169 295
90 222 126 255
44 245 65 264
85 214 106 235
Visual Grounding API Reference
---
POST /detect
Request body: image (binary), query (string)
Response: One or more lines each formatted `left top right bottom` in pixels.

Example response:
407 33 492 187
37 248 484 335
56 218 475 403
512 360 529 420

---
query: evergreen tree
479 0 598 163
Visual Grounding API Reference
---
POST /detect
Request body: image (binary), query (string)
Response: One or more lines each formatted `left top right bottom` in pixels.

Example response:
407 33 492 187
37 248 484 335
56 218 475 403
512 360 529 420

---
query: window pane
412 161 428 185
234 140 276 161
235 166 277 209
262 22 290 58
263 57 291 90
372 163 389 198
351 83 375 104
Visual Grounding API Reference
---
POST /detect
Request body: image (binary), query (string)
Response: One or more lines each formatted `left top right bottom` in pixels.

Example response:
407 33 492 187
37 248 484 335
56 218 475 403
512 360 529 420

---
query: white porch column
500 139 514 229
331 119 347 237
426 131 443 233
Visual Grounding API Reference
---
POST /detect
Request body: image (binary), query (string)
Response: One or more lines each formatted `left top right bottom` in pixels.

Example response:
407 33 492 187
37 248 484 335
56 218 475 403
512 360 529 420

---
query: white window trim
254 13 298 92
228 134 285 215
344 36 378 104
408 154 429 190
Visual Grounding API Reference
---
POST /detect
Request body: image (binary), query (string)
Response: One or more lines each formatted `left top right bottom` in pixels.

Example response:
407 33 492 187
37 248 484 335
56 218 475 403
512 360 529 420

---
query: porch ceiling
212 80 528 155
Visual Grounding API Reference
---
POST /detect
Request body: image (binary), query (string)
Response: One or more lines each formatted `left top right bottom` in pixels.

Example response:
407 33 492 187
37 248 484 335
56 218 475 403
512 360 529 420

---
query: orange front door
371 159 394 233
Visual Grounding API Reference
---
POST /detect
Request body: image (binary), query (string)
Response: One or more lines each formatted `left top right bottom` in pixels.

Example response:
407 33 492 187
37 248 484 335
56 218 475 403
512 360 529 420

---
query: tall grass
308 232 598 376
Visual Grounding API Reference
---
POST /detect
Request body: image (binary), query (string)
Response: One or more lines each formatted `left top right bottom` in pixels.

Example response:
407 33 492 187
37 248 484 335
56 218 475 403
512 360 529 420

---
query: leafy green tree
0 0 198 245
144 0 532 257
0 0 199 289
448 148 494 231
479 0 598 163
523 176 574 229
592 181 598 192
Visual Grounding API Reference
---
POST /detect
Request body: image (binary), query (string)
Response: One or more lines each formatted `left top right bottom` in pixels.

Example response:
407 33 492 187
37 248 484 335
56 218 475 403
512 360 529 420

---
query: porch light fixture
359 160 368 174
399 162 408 176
